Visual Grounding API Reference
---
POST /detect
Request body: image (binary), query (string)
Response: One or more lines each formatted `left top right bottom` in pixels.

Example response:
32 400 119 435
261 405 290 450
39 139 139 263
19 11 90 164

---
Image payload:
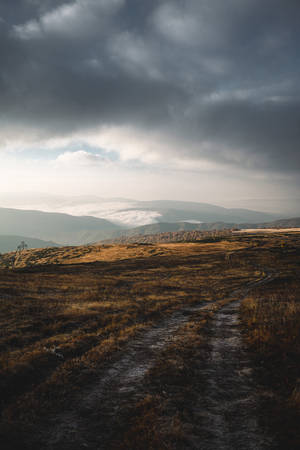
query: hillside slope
114 221 234 238
0 235 59 253
0 208 123 245
0 205 292 246
258 217 300 228
103 218 300 243
126 200 282 223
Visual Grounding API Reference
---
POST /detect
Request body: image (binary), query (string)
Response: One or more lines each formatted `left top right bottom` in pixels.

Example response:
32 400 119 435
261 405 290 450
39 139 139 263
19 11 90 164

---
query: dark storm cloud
0 0 300 173
185 98 300 171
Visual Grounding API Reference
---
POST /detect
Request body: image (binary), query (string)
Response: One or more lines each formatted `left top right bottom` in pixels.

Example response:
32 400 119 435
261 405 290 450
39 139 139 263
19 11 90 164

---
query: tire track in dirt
190 273 276 450
40 275 273 450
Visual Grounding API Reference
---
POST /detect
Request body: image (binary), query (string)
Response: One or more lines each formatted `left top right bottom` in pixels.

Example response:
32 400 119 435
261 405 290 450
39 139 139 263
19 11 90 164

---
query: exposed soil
191 275 275 449
27 275 276 450
38 302 219 449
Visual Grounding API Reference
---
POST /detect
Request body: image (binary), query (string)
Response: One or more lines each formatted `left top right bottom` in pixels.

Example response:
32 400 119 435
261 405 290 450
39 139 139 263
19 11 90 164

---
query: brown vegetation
107 234 300 449
0 233 299 448
240 274 300 447
104 229 233 245
0 240 252 439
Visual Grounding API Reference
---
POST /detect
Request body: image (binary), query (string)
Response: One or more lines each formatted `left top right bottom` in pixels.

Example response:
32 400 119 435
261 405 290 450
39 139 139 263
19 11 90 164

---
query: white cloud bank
55 150 108 167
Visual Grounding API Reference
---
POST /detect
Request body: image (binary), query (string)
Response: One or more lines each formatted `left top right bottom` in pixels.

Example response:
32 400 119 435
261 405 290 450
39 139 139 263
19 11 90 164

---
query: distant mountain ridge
102 218 300 244
0 202 289 246
110 217 300 237
259 217 300 228
0 207 122 245
111 221 234 238
0 235 60 253
117 200 281 224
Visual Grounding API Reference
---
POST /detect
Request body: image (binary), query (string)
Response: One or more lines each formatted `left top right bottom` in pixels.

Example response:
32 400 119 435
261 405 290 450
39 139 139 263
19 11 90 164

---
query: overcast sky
0 0 299 206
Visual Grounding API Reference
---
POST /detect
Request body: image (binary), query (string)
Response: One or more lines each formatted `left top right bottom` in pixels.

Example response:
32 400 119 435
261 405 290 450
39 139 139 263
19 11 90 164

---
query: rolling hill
258 217 300 228
102 218 300 243
0 195 282 227
0 235 60 253
0 207 123 245
0 203 291 247
126 200 282 224
110 221 234 238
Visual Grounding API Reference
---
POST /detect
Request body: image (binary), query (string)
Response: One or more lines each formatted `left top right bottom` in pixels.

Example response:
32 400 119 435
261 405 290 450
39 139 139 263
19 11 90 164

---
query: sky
0 0 299 208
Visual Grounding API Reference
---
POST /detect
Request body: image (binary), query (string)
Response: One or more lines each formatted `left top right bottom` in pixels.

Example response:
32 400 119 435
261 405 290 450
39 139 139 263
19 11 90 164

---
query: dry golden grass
0 239 257 429
240 272 300 447
0 240 246 269
241 277 300 383
241 286 300 352
111 395 184 450
110 312 210 450
0 243 177 268
0 233 300 448
110 235 300 448
235 228 300 234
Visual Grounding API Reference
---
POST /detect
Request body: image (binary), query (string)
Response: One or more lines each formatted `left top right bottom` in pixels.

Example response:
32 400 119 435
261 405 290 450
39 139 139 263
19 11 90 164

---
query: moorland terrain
0 231 299 449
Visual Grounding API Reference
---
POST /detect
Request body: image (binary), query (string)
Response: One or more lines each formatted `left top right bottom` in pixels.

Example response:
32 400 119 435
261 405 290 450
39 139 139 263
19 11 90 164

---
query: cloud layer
0 0 299 185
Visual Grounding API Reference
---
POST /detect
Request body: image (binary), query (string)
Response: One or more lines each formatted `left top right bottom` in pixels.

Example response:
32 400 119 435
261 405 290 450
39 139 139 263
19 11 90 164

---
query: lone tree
17 241 28 252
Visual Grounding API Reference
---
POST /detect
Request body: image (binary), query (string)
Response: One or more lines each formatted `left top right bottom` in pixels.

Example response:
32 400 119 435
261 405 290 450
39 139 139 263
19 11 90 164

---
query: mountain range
0 207 121 246
0 194 286 226
120 200 281 224
0 199 297 252
108 217 300 242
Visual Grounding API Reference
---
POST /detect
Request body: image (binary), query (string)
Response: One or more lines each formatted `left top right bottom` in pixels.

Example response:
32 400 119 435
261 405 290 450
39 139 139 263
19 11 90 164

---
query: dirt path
41 302 219 449
190 274 275 449
38 275 274 450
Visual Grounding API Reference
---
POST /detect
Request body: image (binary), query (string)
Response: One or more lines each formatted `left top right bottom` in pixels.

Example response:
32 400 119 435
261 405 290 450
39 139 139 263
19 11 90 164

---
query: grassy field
240 273 300 448
112 234 300 449
0 233 299 448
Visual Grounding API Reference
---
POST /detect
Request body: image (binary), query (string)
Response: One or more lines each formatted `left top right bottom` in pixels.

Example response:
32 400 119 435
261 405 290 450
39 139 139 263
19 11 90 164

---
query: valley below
0 233 299 449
